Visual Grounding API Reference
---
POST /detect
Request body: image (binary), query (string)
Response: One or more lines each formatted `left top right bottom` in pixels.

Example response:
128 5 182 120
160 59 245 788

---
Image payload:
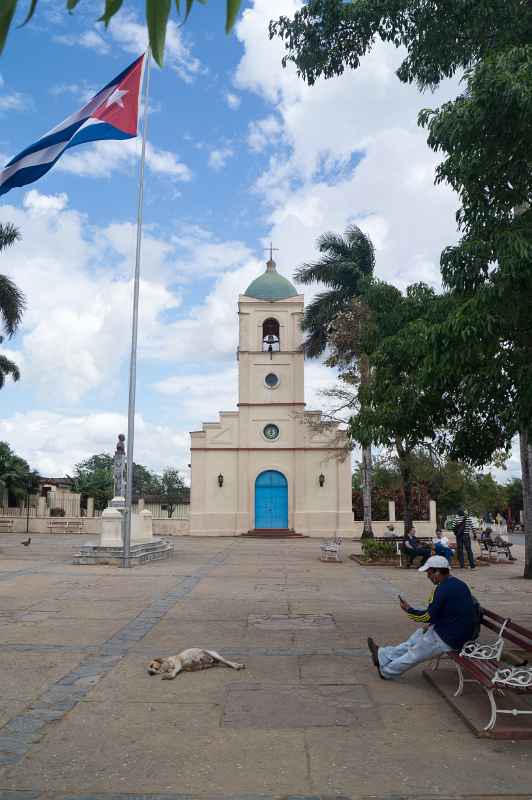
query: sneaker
367 637 379 667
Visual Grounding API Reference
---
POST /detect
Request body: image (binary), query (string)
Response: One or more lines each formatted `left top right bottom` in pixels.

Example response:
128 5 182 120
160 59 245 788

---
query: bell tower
238 255 304 410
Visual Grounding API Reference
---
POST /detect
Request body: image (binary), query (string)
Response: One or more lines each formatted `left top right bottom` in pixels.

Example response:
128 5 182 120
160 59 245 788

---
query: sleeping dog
148 648 245 680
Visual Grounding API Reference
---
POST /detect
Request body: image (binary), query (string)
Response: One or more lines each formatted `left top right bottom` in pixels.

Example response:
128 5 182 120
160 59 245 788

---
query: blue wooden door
255 470 288 529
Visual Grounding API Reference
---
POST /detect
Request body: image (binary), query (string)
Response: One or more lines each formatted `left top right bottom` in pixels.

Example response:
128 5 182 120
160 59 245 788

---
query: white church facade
189 256 353 537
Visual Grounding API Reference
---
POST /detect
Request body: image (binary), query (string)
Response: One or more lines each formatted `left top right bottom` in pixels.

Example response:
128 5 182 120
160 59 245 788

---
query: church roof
244 258 298 301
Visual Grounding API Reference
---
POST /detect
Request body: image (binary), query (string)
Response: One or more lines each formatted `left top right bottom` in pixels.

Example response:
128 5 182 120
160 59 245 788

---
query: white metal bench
320 536 342 562
0 519 14 531
48 519 84 533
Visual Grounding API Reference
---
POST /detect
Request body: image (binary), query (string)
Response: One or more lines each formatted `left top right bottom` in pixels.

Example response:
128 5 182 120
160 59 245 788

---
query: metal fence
47 492 82 516
0 507 37 517
142 502 190 519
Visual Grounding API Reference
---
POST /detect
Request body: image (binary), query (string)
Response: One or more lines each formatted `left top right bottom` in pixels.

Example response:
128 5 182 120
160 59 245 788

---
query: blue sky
0 0 521 481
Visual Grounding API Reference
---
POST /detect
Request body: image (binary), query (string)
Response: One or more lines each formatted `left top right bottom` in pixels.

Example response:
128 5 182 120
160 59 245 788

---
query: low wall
352 520 436 538
153 519 190 536
0 517 101 535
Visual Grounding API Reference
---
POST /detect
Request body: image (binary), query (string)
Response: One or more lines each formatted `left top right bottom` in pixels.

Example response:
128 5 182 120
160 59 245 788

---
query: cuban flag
0 54 146 197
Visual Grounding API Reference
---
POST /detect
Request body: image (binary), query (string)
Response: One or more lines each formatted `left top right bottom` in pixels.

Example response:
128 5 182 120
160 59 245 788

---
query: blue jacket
407 575 476 650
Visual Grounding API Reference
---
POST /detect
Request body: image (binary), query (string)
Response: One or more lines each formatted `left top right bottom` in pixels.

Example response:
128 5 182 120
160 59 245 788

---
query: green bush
361 539 397 559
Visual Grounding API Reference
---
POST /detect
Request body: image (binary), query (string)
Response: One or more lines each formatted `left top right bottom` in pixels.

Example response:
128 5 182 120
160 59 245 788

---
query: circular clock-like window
263 423 280 441
265 372 279 389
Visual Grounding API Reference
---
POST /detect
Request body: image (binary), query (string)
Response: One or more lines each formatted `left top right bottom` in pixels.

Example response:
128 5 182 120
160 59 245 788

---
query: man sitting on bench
402 527 431 567
367 555 476 680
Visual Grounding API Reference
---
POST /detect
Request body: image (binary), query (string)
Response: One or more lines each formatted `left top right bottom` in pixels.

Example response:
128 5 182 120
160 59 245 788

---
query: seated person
493 533 516 561
367 555 476 680
402 527 431 567
433 528 454 562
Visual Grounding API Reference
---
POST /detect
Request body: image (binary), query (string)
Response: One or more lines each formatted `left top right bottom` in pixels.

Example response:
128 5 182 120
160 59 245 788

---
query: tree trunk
397 440 414 534
360 444 373 538
359 354 374 538
519 430 532 579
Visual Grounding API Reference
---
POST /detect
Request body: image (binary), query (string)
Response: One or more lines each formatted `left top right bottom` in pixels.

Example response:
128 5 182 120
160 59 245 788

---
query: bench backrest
481 607 532 653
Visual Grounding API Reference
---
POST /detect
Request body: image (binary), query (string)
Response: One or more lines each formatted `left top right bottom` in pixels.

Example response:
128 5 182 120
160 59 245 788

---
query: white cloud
247 115 282 152
108 12 203 83
0 411 189 476
0 74 32 114
234 0 461 289
225 92 241 110
0 191 182 402
49 82 97 104
208 146 234 171
23 189 68 214
155 368 239 421
55 29 110 54
58 138 192 182
53 9 203 83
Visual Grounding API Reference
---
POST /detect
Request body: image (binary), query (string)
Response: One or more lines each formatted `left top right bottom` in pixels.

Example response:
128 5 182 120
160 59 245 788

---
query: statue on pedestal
113 434 126 500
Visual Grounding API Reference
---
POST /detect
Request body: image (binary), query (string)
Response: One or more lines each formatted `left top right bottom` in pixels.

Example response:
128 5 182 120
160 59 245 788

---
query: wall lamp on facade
217 473 224 487
318 473 325 487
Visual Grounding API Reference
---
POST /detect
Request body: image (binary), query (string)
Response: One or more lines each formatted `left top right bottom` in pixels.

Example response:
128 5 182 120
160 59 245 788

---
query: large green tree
0 1 245 66
71 453 162 511
0 441 38 506
329 281 458 533
0 222 25 389
159 468 187 517
271 1 532 576
295 224 376 536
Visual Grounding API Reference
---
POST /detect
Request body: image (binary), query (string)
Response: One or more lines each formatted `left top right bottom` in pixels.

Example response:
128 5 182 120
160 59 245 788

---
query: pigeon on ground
21 537 31 546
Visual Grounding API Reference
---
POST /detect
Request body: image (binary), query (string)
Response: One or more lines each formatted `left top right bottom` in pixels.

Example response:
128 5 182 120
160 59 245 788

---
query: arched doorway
255 470 288 529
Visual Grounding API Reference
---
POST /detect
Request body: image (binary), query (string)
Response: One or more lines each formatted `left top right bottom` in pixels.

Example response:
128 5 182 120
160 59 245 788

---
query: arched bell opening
262 317 280 352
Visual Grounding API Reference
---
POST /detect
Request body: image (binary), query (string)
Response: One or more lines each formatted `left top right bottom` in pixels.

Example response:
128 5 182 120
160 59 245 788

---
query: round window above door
264 372 280 389
263 423 280 441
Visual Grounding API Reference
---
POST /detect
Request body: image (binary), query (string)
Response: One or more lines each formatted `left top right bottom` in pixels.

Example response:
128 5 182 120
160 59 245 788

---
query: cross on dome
264 241 279 271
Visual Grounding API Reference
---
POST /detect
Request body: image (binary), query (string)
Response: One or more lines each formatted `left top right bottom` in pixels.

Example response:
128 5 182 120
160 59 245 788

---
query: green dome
244 259 298 301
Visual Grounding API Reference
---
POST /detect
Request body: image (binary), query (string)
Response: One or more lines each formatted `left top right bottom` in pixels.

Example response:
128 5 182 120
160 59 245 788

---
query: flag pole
122 49 152 569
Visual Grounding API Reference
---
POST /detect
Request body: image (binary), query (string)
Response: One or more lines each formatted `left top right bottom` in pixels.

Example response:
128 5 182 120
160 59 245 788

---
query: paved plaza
0 533 531 800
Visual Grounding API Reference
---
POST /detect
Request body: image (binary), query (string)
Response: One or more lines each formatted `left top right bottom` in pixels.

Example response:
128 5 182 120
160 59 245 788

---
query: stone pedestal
100 507 123 547
74 507 172 567
131 509 153 543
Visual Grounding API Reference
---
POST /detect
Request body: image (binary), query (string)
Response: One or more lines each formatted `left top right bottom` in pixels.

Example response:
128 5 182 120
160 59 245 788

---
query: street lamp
25 479 33 534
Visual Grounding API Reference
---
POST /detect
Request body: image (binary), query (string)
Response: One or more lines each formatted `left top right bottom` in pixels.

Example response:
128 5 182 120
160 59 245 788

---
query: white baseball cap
418 555 451 572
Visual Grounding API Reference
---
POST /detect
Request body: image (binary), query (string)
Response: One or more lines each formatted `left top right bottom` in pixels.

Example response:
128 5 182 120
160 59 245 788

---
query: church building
189 256 353 537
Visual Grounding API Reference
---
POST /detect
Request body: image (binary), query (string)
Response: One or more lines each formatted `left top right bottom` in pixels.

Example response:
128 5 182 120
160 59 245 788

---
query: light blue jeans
378 626 452 679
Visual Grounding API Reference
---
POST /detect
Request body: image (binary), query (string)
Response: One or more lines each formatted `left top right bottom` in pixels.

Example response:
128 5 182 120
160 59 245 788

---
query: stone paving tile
84 653 300 704
164 600 291 622
0 702 310 795
0 652 87 702
0 618 128 647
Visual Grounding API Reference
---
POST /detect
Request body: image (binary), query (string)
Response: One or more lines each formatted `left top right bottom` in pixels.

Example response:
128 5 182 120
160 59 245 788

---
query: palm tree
0 222 24 388
295 225 375 537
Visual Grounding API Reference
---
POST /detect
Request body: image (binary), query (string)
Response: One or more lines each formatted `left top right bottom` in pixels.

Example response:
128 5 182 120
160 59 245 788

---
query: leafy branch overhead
0 0 244 66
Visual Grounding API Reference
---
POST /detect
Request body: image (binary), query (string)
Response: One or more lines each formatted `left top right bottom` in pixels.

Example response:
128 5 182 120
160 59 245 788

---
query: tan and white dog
148 648 245 680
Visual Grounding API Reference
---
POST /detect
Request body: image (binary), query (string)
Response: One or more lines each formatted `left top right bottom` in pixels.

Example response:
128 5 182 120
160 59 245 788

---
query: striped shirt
452 514 474 537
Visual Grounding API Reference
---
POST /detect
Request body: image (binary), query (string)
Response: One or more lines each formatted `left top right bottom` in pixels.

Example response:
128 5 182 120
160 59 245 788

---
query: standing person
367 555 476 680
452 509 476 569
402 526 431 567
433 529 454 563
